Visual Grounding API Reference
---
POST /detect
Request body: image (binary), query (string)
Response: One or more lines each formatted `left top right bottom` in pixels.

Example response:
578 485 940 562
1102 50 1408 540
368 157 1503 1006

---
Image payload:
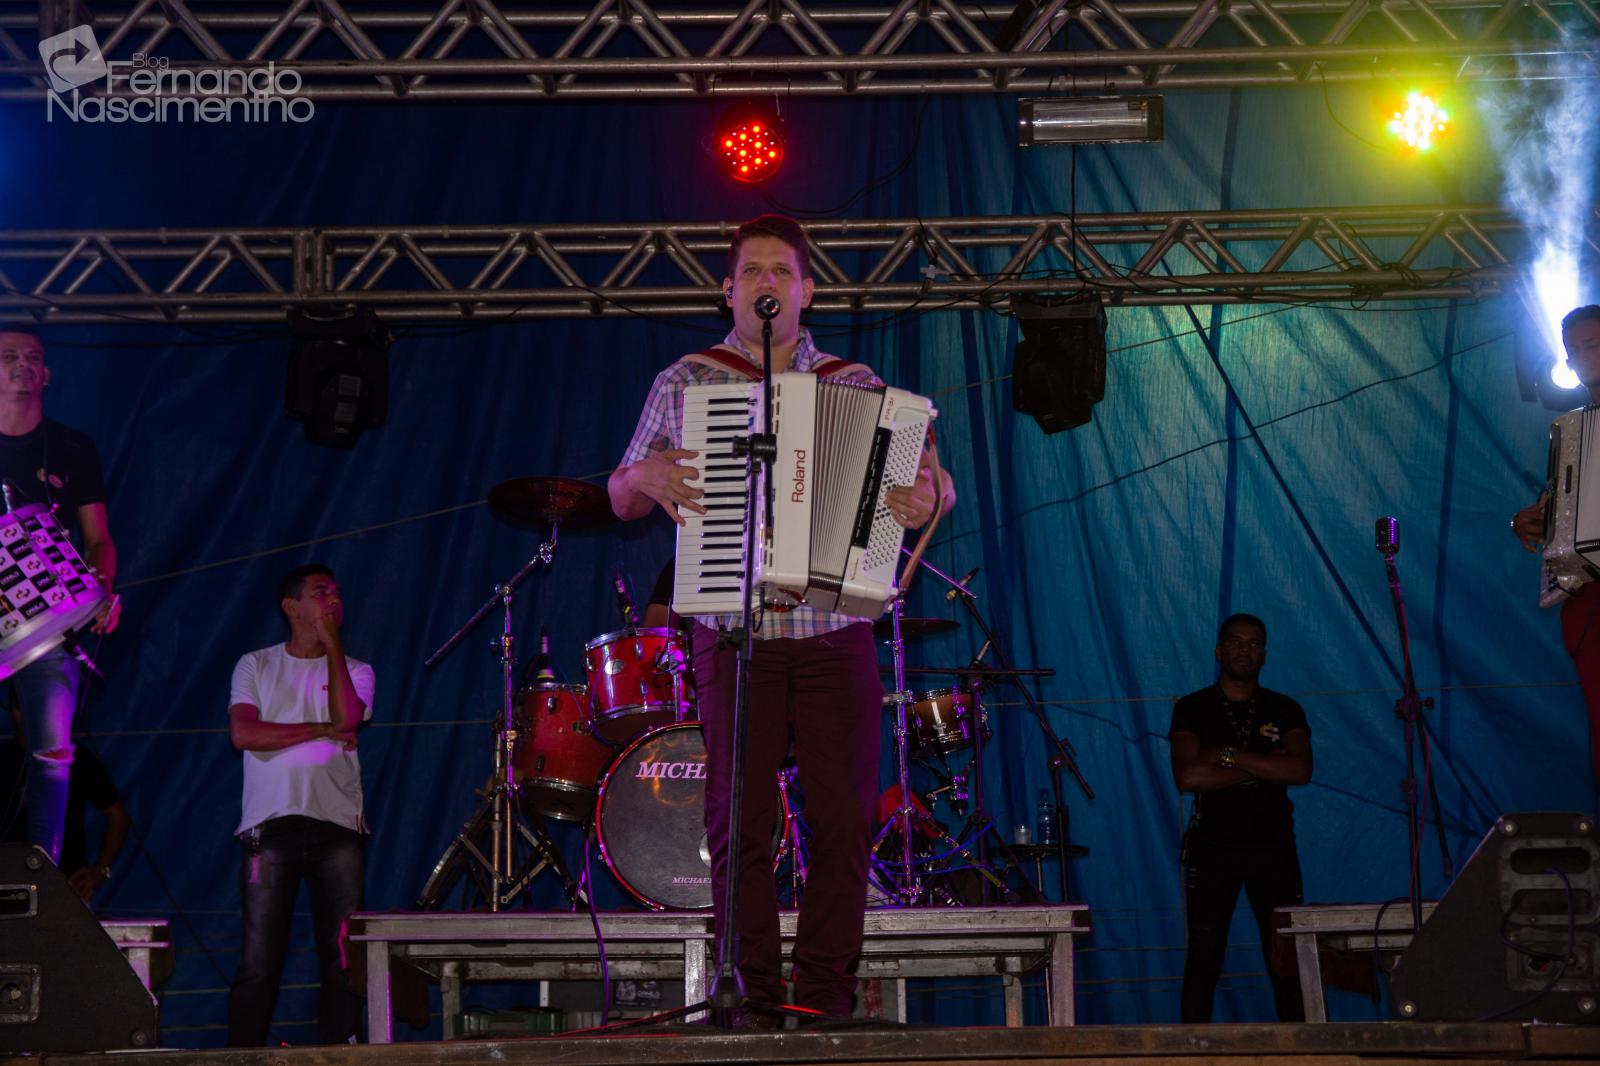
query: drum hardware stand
908 551 1091 902
872 592 928 905
777 765 810 907
1375 517 1453 932
871 780 1012 904
416 531 583 912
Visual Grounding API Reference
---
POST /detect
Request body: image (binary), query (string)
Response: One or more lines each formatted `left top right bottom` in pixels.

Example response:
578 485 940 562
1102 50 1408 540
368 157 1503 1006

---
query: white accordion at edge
672 372 935 620
1540 406 1600 607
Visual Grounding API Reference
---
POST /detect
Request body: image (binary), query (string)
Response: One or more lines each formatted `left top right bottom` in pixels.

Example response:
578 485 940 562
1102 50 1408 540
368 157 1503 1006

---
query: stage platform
350 905 1092 1041
5 1022 1594 1066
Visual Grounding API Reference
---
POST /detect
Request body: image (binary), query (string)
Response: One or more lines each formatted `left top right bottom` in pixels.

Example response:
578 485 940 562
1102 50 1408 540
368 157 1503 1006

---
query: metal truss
3 1 1597 102
0 205 1581 325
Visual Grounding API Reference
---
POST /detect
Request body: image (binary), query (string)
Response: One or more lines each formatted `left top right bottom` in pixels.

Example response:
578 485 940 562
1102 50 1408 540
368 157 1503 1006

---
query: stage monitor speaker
1389 811 1599 1023
0 843 158 1052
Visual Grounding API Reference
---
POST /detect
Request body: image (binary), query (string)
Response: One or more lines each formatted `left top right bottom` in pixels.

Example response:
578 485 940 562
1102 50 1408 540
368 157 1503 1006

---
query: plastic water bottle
1036 788 1056 846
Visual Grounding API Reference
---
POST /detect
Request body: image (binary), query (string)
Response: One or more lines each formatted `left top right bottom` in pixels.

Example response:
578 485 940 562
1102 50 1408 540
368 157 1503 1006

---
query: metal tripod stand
415 531 582 911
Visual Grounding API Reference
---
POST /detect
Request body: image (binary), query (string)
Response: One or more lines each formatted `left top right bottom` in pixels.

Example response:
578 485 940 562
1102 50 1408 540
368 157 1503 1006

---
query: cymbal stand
909 551 1094 901
415 529 582 911
777 765 810 907
869 593 926 905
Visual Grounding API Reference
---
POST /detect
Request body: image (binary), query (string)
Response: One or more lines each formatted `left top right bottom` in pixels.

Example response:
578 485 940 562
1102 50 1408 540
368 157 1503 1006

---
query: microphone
533 627 554 684
968 635 994 669
946 567 979 601
1 480 15 513
753 294 781 320
1375 517 1399 557
613 564 639 628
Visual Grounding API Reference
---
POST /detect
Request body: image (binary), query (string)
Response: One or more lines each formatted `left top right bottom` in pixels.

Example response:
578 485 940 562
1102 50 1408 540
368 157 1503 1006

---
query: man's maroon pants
692 621 883 1017
1560 584 1600 788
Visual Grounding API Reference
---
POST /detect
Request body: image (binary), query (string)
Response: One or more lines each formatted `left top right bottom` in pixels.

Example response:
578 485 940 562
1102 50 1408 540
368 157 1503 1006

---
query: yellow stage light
1388 91 1450 151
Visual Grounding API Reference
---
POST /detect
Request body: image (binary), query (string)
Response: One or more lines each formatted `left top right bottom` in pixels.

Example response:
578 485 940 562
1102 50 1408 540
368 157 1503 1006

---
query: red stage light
715 105 785 184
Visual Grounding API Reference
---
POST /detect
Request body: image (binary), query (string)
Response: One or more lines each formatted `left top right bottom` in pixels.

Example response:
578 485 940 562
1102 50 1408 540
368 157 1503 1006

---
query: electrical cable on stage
760 96 935 219
1476 867 1576 1021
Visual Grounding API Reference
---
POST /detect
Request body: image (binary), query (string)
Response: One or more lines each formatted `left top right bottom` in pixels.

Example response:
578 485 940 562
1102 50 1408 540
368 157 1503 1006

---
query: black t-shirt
1169 684 1310 849
0 419 107 541
0 738 122 873
648 560 675 609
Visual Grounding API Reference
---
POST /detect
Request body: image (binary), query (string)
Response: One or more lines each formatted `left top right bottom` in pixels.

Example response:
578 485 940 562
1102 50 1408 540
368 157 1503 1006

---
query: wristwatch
1220 747 1236 768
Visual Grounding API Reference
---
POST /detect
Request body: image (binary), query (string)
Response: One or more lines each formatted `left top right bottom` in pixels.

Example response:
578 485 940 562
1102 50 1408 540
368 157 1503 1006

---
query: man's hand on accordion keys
1512 491 1550 553
629 448 706 527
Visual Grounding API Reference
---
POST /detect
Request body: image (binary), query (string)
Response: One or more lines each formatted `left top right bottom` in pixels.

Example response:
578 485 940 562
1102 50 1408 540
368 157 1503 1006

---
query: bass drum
595 723 789 910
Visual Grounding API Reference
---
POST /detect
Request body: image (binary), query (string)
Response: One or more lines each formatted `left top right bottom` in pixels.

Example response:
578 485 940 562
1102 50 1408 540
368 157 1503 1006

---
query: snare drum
583 627 692 745
512 683 612 821
0 504 107 682
908 686 989 758
594 722 789 910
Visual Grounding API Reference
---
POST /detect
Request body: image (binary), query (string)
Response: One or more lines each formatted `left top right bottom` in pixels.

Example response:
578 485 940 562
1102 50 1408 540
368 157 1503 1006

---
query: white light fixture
1018 96 1163 146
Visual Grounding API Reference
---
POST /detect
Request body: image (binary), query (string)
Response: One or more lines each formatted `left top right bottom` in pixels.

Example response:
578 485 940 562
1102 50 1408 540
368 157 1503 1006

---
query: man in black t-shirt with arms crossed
1170 612 1311 1023
0 327 119 868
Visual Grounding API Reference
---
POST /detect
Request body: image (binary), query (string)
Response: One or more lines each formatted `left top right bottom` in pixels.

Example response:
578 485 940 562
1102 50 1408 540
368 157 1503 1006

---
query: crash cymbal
487 476 616 530
873 616 959 641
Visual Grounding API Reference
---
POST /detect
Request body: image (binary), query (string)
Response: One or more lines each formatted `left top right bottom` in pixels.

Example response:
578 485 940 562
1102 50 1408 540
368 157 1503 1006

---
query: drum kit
415 475 793 912
870 555 1095 907
414 475 1090 913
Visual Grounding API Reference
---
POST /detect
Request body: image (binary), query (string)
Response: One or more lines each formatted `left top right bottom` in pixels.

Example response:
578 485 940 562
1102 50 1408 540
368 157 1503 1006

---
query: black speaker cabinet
0 843 158 1052
1390 811 1599 1023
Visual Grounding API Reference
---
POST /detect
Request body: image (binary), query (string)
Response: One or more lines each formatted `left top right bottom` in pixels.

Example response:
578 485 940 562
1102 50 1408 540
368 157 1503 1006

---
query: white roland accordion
672 372 936 620
1540 406 1600 607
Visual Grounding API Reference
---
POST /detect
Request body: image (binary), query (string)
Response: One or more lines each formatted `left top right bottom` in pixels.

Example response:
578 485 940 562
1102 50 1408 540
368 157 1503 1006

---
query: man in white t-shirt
225 563 375 1047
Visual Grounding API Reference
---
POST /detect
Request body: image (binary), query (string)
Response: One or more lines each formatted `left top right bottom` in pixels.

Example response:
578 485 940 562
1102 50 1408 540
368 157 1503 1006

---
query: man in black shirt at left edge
0 326 120 868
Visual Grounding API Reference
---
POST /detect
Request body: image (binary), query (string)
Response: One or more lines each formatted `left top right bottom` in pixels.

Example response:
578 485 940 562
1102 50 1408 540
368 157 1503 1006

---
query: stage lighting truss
3 0 1597 100
0 205 1589 325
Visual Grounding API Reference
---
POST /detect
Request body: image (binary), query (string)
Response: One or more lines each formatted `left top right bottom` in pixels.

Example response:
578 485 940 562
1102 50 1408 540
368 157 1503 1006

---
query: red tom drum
513 683 612 821
907 686 989 758
583 627 693 745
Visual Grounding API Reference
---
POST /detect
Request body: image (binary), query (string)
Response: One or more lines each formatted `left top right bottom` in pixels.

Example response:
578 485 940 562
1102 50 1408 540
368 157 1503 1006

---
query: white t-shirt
230 643 376 836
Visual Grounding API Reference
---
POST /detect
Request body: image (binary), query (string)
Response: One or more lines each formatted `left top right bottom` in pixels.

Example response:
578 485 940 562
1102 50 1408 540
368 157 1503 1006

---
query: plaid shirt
620 329 881 640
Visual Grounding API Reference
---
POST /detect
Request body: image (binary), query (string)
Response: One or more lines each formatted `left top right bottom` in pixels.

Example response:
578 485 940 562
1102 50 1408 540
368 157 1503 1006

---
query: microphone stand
1375 521 1453 932
907 550 1093 901
708 297 783 1025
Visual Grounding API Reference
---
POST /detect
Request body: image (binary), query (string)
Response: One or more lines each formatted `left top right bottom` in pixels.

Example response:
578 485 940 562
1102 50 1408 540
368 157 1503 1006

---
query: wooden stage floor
6 1023 1597 1066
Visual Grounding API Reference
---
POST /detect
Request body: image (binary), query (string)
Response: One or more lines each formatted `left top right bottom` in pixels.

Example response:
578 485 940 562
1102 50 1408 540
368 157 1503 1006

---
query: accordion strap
680 345 872 380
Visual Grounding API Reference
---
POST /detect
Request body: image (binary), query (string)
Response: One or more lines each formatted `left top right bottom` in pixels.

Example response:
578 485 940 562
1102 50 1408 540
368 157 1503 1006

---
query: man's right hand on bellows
630 448 706 526
1513 491 1550 553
